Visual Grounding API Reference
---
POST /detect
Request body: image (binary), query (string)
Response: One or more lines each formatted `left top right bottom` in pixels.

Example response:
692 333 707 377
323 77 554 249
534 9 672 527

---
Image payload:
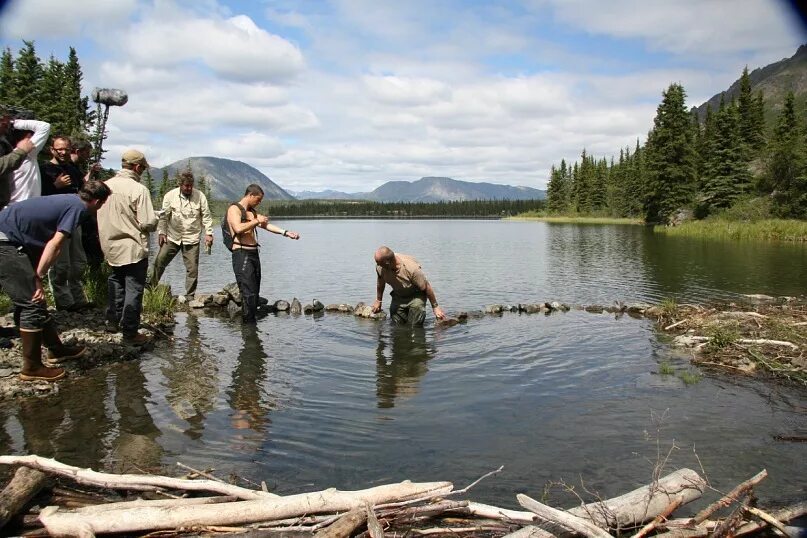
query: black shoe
104 320 120 333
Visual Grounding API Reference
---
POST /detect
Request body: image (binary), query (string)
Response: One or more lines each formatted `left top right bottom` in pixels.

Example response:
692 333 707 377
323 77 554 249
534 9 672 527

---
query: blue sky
1 0 804 192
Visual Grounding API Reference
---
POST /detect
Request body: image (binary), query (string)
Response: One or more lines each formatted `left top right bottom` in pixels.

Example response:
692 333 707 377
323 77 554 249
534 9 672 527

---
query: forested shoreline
544 67 807 231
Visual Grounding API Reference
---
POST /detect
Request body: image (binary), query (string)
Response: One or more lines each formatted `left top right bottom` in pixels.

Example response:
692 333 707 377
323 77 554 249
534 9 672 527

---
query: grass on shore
512 211 643 225
655 218 807 242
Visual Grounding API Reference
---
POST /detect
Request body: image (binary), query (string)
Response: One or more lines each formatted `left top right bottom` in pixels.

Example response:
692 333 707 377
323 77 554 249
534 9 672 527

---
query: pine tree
642 83 697 223
702 99 751 210
591 157 607 210
158 169 171 201
766 92 806 217
0 48 14 103
62 47 91 136
546 164 568 212
11 41 44 114
737 67 765 154
39 55 67 132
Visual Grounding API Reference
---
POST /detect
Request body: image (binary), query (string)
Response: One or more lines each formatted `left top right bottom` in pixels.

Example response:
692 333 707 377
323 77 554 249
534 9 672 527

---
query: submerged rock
227 300 241 317
303 303 314 314
275 300 290 312
353 302 387 320
485 304 504 314
223 283 241 304
312 300 324 312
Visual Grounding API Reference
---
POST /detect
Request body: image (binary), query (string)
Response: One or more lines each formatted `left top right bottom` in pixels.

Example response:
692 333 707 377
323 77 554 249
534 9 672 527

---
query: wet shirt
97 169 158 266
0 194 85 248
157 187 213 245
376 254 428 296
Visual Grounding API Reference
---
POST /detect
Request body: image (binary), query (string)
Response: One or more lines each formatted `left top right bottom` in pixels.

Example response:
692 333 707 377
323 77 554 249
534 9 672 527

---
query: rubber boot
19 330 65 382
41 320 86 362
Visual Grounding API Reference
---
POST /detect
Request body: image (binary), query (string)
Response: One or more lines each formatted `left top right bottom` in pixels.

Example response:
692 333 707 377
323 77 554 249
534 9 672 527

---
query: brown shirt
376 254 428 296
98 169 158 266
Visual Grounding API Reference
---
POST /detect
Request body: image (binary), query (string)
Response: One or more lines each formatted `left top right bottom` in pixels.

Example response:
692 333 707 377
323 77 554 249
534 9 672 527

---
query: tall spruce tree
0 48 13 103
11 41 44 114
642 83 697 223
737 67 765 154
766 92 806 217
702 99 751 210
62 47 91 136
158 169 171 201
39 55 67 131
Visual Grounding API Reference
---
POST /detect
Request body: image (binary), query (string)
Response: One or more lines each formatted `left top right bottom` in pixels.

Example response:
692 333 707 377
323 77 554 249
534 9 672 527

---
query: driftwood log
38 481 453 536
0 466 47 528
0 455 276 500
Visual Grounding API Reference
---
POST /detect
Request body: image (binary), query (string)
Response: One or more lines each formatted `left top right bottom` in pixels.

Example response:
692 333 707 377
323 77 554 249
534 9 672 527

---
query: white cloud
120 9 305 83
0 0 138 38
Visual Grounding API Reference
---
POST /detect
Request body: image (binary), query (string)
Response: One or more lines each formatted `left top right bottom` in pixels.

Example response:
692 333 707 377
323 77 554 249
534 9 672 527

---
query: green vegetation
82 265 110 307
142 284 176 322
0 293 11 316
704 322 740 352
658 361 675 375
543 65 807 230
678 370 702 385
209 198 544 221
659 297 679 320
513 212 641 224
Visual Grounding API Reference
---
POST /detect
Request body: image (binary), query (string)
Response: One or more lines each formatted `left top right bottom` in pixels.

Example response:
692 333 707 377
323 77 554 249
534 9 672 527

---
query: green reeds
656 218 807 242
513 212 643 224
142 283 176 322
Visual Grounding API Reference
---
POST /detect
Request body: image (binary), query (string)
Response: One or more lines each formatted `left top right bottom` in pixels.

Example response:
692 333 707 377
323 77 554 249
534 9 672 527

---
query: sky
0 0 805 193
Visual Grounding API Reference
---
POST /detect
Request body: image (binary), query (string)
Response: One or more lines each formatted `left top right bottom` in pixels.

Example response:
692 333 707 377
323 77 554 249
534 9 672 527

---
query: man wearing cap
0 180 111 381
148 171 214 300
371 246 446 326
97 149 159 344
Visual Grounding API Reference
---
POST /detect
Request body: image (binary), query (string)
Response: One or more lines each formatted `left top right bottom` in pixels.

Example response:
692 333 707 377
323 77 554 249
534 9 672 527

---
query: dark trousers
232 249 261 324
107 258 148 336
390 291 428 326
0 243 51 330
148 240 200 297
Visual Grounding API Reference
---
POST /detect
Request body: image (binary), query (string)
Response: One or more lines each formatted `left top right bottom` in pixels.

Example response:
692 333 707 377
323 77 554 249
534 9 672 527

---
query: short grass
142 284 177 322
513 212 643 225
656 218 807 242
678 370 702 385
658 361 675 375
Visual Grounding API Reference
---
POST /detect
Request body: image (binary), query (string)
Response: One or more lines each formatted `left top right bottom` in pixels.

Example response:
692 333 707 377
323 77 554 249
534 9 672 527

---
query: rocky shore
0 287 803 400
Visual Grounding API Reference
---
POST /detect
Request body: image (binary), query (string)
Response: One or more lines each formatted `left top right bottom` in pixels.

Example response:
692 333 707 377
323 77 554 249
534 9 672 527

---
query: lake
1 220 805 510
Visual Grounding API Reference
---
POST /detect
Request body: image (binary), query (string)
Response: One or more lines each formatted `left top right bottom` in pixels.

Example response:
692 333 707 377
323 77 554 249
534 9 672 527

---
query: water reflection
375 326 436 408
227 325 273 433
7 361 161 472
161 314 218 440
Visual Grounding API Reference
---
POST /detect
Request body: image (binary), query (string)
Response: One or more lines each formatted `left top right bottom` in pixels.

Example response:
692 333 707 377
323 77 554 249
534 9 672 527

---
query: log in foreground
0 466 47 529
0 455 274 500
38 481 454 536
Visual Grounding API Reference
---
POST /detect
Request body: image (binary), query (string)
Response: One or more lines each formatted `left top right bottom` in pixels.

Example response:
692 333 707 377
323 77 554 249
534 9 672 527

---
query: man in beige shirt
371 245 446 325
97 149 159 344
148 171 213 299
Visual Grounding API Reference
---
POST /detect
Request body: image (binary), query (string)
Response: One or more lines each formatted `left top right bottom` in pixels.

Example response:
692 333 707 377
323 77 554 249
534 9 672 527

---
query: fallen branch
0 467 47 529
517 494 612 538
317 507 366 538
0 455 275 500
735 500 807 536
632 498 682 538
692 469 767 524
39 480 454 536
744 506 790 536
664 319 689 331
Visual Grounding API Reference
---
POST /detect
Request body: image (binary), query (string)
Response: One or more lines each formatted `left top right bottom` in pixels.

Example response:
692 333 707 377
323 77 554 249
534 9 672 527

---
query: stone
312 300 324 312
188 299 206 309
227 300 241 317
275 300 290 311
485 304 503 314
176 295 187 305
627 303 652 313
438 317 459 327
325 304 341 311
223 282 241 304
337 304 354 313
585 305 604 314
195 294 213 306
522 304 542 314
212 294 229 307
303 304 314 314
290 298 302 315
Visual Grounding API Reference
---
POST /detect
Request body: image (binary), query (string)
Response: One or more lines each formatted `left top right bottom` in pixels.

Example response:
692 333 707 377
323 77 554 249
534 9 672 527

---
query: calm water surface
2 221 805 508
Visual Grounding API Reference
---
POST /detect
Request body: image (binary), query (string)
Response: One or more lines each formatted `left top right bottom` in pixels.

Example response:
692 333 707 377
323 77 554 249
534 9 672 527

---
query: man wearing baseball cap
97 149 158 344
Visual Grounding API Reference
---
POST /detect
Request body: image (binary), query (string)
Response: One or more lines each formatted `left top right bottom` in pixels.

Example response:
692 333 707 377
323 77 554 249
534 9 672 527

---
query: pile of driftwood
0 455 804 537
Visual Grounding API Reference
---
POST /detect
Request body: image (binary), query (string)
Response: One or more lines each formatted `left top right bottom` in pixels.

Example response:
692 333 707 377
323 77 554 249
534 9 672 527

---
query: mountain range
155 44 806 203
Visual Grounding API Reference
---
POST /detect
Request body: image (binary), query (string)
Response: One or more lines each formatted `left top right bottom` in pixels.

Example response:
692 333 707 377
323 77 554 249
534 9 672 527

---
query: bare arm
32 232 68 302
424 282 446 320
264 221 300 240
227 205 262 235
371 275 386 313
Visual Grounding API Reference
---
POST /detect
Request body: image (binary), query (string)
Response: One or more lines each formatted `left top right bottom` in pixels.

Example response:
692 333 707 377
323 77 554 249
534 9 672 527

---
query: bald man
371 246 446 325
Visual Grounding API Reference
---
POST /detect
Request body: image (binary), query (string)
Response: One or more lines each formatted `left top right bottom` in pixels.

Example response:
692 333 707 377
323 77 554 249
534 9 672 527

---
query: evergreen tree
0 48 14 103
737 67 765 154
62 47 91 136
702 99 751 210
590 157 607 210
573 149 593 213
11 41 44 114
546 160 571 212
642 83 697 223
142 168 155 204
158 169 171 201
765 92 806 217
39 55 67 131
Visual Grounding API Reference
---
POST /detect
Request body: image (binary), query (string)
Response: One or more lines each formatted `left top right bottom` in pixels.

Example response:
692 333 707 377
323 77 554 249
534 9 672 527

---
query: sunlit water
1 221 805 509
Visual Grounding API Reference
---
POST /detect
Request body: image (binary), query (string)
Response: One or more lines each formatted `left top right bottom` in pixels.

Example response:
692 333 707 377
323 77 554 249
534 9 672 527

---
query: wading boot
42 320 86 362
19 329 65 382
